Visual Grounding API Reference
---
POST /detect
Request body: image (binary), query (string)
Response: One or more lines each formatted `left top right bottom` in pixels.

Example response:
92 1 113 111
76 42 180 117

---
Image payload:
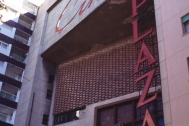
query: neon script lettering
56 0 98 33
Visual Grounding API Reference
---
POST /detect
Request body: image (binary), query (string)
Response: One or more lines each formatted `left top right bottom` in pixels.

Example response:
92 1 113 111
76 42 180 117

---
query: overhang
41 0 132 64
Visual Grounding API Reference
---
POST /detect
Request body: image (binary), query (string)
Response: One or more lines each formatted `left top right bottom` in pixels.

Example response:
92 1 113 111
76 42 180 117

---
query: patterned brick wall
54 33 160 114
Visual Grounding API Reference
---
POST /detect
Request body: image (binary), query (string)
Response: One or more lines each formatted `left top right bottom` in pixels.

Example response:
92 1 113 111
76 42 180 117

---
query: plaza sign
132 0 157 125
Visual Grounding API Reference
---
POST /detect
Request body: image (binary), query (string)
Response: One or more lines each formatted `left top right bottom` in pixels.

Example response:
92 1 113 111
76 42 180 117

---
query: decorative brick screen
54 33 160 114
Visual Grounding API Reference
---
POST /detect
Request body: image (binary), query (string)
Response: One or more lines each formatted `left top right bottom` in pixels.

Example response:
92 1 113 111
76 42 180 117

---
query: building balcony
9 53 25 63
0 53 25 69
5 71 21 82
14 29 30 46
0 33 29 52
5 63 23 82
0 97 17 109
14 35 28 45
0 90 16 102
0 114 13 126
0 97 17 123
0 120 13 126
23 12 36 20
9 45 27 65
22 0 38 17
0 112 13 124
22 5 35 15
4 20 33 36
18 19 32 29
0 74 21 89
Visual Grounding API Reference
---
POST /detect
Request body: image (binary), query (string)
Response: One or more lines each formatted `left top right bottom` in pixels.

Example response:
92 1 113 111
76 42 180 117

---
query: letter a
142 109 156 126
136 69 157 108
134 42 156 74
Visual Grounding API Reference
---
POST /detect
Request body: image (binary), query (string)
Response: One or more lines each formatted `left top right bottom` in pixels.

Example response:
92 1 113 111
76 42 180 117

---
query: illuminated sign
56 0 99 33
132 0 157 125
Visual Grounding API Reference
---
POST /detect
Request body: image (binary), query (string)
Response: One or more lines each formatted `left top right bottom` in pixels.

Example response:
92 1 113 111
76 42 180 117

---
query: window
54 108 85 125
46 90 52 100
42 114 49 125
187 57 189 71
48 74 54 84
96 94 164 126
0 41 8 49
182 13 189 34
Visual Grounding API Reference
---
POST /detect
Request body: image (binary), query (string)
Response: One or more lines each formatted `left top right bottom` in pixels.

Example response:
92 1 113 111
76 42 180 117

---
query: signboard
132 0 157 125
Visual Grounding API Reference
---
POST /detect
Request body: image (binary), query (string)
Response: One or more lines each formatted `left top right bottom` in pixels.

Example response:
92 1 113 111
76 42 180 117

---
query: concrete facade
0 0 39 125
156 0 189 126
42 0 106 53
14 0 57 126
6 0 189 126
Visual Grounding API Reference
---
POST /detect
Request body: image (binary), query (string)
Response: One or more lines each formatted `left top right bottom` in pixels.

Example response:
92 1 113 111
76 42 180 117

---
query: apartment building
0 0 38 125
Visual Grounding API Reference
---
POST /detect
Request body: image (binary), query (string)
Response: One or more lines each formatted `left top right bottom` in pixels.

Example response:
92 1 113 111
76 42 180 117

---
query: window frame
46 89 52 100
187 57 189 73
42 114 49 125
0 41 8 49
48 74 54 84
54 108 85 125
94 92 163 126
182 13 189 34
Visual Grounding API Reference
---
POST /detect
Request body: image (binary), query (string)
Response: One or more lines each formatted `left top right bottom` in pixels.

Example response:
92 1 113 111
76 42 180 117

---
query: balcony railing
5 71 21 81
0 112 11 123
0 97 17 109
14 35 28 45
10 53 25 63
18 19 32 29
0 90 16 102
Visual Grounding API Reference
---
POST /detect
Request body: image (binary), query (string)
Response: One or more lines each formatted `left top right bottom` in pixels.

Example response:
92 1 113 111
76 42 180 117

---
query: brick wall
54 34 160 114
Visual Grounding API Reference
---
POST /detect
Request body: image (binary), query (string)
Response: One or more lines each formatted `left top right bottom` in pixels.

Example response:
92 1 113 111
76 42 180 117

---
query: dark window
158 118 164 126
46 90 52 100
96 94 164 126
42 114 49 125
48 74 54 84
54 108 85 125
182 13 189 34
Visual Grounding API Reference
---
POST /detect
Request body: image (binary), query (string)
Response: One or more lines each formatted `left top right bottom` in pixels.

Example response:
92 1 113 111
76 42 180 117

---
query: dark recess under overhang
41 0 132 64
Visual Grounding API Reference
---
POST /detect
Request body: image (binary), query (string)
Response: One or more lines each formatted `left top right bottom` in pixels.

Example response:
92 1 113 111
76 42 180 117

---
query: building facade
1 0 189 126
0 0 39 125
